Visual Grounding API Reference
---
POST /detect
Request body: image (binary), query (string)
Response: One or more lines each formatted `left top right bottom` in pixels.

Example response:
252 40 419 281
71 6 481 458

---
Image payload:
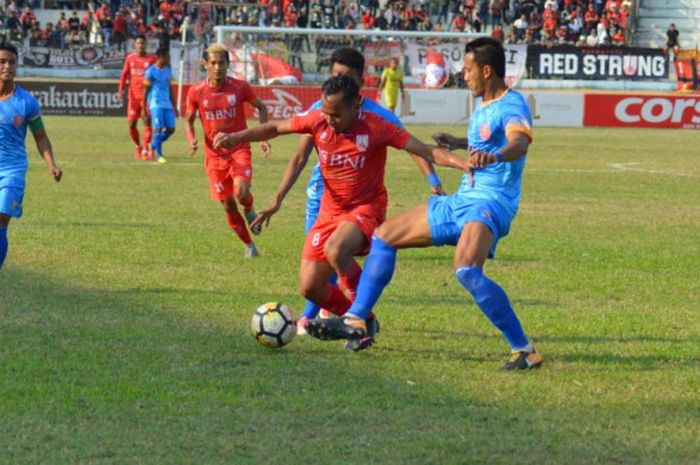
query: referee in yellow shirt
379 57 405 113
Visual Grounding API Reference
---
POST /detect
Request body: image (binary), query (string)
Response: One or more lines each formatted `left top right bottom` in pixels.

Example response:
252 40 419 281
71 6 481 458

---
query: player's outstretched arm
212 119 294 150
251 97 271 157
250 135 315 230
432 132 469 151
404 136 471 172
30 119 62 182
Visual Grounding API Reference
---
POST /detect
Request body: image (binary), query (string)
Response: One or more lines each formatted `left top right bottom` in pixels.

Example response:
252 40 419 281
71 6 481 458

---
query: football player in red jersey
213 75 471 323
118 35 155 160
185 44 271 259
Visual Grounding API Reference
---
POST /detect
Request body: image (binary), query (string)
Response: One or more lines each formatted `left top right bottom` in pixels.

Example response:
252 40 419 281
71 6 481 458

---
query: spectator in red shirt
491 23 504 41
360 8 375 29
543 15 558 37
542 4 556 23
113 10 127 51
611 27 626 45
95 2 109 21
451 13 466 32
584 4 599 31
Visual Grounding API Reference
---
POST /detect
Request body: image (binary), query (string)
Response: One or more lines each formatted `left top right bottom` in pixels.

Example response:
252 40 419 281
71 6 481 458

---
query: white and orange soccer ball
251 302 296 348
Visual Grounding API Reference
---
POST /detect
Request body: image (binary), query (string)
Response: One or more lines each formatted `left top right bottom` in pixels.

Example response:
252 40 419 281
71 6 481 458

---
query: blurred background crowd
0 0 636 50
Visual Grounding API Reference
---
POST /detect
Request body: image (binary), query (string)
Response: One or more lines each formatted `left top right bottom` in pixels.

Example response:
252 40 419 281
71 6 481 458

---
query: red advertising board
178 85 379 120
584 94 700 129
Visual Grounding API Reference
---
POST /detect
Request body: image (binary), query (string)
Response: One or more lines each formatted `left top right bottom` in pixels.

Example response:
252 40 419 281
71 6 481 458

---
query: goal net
179 23 486 124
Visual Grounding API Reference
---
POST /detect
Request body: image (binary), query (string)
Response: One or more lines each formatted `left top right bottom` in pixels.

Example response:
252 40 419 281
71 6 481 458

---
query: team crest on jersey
355 134 369 150
203 99 209 108
319 130 329 142
227 95 237 106
479 122 491 140
12 115 24 128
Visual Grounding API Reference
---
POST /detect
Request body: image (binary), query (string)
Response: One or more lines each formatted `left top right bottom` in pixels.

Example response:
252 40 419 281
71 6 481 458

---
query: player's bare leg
299 259 360 338
311 204 434 347
324 220 366 301
454 222 542 370
221 195 257 258
127 118 142 159
234 177 260 235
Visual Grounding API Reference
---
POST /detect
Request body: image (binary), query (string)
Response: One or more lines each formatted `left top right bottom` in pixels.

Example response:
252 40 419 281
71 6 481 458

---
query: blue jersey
145 65 173 110
460 89 533 216
0 86 41 183
305 97 403 202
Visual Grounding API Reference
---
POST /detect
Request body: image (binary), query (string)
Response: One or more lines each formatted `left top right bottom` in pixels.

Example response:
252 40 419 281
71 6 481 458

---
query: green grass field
2 116 699 465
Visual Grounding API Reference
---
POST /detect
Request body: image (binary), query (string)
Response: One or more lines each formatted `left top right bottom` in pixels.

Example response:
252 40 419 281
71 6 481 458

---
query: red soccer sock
143 125 153 147
225 211 252 245
128 126 140 147
317 284 352 316
338 260 362 302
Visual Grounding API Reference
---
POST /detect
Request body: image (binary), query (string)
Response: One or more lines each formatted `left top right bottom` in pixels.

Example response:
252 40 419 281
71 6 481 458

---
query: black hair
322 74 360 107
329 47 365 76
135 34 146 41
0 43 19 59
464 37 506 79
156 47 169 58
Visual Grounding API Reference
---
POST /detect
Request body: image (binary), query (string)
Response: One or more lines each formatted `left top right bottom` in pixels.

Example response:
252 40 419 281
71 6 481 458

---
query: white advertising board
392 89 470 125
520 92 584 127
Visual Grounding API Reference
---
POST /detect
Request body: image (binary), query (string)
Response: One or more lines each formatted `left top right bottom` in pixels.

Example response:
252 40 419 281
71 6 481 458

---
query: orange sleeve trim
506 124 533 142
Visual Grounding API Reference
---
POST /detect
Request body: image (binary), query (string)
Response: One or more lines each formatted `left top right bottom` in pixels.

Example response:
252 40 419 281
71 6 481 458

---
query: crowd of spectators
0 0 635 51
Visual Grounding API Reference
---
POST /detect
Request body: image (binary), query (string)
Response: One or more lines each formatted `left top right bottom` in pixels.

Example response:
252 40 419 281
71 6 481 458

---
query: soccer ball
251 302 296 348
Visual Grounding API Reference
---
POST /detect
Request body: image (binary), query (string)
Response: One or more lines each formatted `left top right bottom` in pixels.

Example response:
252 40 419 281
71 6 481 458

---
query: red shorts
127 97 146 121
204 148 253 201
301 203 385 261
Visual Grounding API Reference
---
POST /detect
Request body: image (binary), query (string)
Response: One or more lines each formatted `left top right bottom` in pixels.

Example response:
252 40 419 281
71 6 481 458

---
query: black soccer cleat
306 317 366 341
344 316 380 352
500 347 543 371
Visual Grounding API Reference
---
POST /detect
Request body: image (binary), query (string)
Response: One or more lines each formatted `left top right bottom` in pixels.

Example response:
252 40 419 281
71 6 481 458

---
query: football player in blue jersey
307 38 543 369
143 48 176 164
0 43 62 270
251 48 446 350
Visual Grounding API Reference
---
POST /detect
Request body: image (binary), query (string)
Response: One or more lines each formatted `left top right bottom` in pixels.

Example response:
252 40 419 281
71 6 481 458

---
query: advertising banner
21 44 127 70
244 86 380 120
584 94 700 129
18 80 123 116
528 45 668 80
522 92 584 127
406 42 527 87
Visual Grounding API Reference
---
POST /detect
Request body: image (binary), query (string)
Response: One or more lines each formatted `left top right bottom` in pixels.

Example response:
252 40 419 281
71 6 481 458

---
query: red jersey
119 53 156 101
290 109 411 215
187 77 258 158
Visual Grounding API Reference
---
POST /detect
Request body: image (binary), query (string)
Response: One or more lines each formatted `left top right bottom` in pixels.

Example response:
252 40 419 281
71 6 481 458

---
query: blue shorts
427 194 513 258
150 107 176 130
304 198 321 234
0 186 24 218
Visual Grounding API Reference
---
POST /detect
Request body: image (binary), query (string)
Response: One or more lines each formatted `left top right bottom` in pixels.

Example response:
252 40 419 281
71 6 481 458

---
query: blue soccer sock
152 132 164 157
0 226 8 270
456 266 529 350
346 236 397 320
302 273 337 319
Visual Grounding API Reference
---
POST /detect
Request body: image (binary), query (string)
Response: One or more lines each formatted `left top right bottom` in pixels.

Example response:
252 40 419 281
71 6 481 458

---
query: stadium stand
1 0 643 50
